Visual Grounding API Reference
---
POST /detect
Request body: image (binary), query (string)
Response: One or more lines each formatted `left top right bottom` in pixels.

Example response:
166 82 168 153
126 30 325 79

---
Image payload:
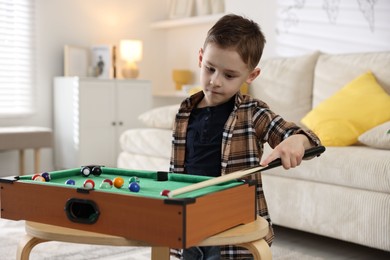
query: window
0 0 35 116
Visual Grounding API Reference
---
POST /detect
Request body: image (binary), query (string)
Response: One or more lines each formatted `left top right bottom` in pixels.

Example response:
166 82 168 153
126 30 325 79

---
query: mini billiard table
0 167 256 248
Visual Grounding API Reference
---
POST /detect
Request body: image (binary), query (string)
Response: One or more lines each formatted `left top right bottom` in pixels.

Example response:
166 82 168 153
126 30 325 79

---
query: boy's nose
211 74 222 87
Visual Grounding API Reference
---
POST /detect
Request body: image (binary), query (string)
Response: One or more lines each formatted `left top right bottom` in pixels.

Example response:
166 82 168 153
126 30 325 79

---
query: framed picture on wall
64 45 90 77
169 0 194 19
91 45 113 79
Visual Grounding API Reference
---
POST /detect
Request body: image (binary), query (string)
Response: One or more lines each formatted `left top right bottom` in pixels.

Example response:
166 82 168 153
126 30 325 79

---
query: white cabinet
54 77 152 169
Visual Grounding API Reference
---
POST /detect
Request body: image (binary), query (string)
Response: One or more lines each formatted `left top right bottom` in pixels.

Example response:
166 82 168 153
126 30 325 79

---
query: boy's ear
246 68 261 84
198 48 204 68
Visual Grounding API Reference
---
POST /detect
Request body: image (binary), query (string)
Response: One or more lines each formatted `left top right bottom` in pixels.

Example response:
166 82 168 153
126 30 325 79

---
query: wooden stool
17 217 272 260
0 127 52 175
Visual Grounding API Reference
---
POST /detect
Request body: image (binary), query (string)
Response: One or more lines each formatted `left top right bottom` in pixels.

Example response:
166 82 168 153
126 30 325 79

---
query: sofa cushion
262 146 390 194
358 121 390 150
301 71 390 146
138 104 179 129
250 51 320 124
312 51 390 108
119 128 172 158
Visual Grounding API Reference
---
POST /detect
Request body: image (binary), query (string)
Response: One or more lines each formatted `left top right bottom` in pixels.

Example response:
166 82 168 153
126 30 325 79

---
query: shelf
151 13 225 29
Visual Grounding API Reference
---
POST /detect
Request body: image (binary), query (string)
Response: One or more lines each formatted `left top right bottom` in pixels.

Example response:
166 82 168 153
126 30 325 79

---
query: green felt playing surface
18 167 243 199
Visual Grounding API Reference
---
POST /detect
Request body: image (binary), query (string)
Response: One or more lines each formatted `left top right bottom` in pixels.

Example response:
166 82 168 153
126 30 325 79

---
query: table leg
151 247 170 260
239 239 272 260
19 150 25 176
17 233 47 260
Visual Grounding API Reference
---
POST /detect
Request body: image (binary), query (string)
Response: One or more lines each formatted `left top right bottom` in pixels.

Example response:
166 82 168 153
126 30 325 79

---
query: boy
170 14 320 259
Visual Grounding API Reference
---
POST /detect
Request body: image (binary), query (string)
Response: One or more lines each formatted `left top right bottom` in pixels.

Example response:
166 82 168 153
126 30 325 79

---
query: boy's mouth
207 89 221 95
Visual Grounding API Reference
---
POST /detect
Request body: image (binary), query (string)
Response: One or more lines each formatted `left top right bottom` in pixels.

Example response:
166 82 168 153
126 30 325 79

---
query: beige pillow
313 52 390 108
358 121 390 150
250 51 320 124
138 104 180 129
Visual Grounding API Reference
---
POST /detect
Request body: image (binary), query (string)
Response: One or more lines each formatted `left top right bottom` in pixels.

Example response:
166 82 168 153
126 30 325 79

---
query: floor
272 225 390 260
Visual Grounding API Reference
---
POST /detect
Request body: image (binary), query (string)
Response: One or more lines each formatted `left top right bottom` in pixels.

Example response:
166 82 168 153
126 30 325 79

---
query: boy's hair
203 14 266 70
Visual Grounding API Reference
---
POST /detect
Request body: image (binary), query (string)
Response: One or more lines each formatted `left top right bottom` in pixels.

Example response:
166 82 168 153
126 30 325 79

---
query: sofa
117 51 390 251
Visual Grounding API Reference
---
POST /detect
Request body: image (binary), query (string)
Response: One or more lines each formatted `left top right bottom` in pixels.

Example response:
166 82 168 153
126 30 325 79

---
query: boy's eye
204 65 236 79
205 65 215 73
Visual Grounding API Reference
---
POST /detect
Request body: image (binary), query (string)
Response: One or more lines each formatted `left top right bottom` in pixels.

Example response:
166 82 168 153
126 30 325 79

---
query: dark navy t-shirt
184 98 235 177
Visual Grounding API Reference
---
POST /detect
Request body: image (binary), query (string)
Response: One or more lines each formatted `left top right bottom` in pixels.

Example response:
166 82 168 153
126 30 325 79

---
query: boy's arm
260 134 315 169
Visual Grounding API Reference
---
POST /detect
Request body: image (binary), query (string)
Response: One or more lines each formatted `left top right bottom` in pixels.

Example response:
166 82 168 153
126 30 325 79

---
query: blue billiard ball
65 179 76 185
129 182 140 192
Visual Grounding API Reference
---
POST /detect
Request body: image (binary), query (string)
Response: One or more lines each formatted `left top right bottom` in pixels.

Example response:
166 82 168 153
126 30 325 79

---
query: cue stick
167 145 325 198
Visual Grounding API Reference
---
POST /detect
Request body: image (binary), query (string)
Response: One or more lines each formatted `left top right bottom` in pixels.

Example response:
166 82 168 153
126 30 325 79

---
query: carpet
0 219 324 260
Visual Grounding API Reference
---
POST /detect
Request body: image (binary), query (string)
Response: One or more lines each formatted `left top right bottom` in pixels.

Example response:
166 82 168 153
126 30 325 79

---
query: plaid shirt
170 91 320 259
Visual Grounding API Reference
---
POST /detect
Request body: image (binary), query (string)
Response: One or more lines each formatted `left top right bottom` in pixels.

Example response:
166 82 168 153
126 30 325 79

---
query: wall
275 0 390 56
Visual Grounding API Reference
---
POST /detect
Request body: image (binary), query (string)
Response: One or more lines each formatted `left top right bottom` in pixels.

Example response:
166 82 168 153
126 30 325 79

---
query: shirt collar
180 91 244 113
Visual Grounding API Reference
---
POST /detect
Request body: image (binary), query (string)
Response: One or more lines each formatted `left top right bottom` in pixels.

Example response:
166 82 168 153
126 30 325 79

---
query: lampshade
119 40 143 78
120 40 143 62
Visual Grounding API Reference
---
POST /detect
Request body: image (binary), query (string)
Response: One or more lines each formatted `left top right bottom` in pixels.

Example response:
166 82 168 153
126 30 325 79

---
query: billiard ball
103 178 113 187
91 166 102 176
83 179 95 189
160 189 170 197
100 181 111 189
65 179 76 185
34 176 46 182
41 172 51 182
100 179 113 189
31 174 40 180
81 166 91 177
129 176 140 184
129 182 140 192
113 177 124 188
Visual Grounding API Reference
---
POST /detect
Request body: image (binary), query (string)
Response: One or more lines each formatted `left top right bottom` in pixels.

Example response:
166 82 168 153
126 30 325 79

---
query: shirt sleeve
253 105 321 149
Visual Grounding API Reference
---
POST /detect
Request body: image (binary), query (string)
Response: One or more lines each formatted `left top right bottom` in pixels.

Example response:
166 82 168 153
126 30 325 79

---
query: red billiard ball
103 178 113 186
160 189 170 197
83 179 95 189
100 179 113 189
129 182 140 192
113 177 124 188
31 174 40 180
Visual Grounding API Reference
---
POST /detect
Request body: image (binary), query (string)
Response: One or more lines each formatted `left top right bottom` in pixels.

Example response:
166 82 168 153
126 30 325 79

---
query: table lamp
120 40 143 78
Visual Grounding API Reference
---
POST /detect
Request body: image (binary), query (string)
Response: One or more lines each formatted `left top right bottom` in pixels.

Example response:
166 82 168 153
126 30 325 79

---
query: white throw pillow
358 121 390 150
138 104 180 129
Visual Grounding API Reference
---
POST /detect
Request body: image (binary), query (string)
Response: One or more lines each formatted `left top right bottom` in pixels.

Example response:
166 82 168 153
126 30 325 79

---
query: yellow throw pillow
301 71 390 146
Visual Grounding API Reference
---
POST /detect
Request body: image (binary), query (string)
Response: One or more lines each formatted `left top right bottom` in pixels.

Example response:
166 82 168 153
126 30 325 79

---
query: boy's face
198 43 260 107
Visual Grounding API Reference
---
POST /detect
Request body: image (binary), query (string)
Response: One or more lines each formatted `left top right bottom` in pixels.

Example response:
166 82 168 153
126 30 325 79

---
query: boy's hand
260 134 312 169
